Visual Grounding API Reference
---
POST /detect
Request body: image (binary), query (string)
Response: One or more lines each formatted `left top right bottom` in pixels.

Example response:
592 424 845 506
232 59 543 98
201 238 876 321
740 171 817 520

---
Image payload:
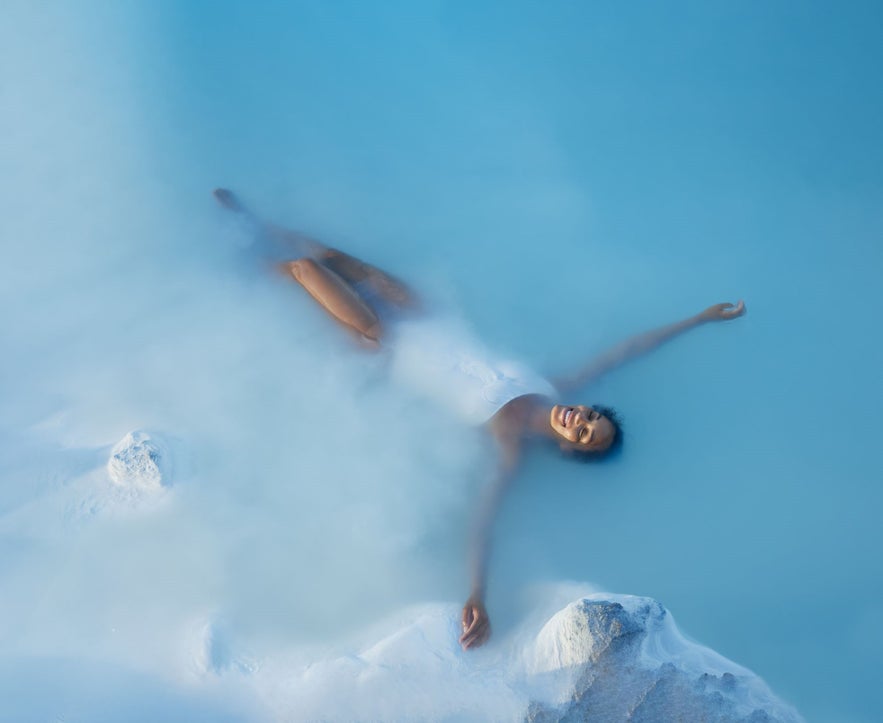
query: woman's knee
286 257 319 283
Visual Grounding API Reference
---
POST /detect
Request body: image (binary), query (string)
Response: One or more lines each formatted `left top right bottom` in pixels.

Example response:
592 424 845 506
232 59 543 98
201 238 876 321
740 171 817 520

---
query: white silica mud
168 589 805 722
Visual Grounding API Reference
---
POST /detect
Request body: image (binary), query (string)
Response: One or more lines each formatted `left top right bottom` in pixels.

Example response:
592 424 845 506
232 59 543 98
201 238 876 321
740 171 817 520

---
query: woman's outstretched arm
551 301 746 394
459 442 520 650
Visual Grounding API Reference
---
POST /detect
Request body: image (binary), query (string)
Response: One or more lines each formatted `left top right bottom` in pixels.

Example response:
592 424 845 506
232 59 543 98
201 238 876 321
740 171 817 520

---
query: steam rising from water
2 2 882 721
0 0 481 678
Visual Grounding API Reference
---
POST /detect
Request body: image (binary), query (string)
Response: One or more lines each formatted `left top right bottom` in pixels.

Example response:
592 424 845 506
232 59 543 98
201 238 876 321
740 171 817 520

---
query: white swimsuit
386 316 557 425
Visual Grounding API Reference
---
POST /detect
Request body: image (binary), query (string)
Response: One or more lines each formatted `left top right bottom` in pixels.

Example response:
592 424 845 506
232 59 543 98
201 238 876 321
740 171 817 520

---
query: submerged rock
525 597 800 723
107 430 169 491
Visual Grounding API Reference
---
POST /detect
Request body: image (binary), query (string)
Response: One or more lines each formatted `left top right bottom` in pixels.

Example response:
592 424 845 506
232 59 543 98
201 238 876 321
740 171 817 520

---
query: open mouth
560 407 574 427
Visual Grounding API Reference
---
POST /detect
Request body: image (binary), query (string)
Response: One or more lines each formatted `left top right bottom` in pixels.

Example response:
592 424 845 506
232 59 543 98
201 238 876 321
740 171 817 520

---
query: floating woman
213 188 746 650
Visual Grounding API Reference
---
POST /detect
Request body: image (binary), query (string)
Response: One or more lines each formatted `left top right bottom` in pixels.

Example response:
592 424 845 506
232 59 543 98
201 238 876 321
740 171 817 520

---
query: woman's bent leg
284 258 383 342
214 187 421 310
214 188 326 259
317 248 421 310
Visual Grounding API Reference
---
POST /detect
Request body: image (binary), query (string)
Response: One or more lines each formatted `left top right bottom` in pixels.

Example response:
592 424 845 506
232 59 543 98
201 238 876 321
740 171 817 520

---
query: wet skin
549 404 615 452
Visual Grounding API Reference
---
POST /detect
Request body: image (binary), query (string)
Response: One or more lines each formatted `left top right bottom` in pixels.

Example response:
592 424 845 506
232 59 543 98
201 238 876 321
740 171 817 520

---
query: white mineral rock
107 430 169 491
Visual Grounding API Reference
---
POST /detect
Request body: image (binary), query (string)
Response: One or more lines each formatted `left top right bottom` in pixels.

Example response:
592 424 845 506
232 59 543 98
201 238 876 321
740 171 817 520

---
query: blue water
2 2 882 721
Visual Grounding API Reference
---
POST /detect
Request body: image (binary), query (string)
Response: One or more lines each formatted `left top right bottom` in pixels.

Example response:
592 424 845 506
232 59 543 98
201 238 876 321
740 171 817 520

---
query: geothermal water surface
1 2 882 721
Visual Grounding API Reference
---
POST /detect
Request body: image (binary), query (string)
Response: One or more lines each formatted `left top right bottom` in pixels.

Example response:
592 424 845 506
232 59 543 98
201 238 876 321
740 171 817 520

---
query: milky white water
2 2 881 721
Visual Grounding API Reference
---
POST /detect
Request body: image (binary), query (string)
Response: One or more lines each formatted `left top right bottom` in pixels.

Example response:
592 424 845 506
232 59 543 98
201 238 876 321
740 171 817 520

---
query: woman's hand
460 596 491 650
699 300 746 322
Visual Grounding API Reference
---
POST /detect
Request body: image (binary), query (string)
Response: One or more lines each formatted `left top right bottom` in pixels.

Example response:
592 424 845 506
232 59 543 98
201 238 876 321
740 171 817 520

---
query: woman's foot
212 188 245 213
215 190 341 267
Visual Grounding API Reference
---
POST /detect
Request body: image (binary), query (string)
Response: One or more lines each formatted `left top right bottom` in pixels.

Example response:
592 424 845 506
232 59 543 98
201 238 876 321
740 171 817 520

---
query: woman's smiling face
549 404 615 452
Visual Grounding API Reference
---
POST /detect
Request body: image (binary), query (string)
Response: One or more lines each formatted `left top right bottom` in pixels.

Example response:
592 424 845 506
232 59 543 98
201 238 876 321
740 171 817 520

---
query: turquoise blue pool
2 2 881 720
